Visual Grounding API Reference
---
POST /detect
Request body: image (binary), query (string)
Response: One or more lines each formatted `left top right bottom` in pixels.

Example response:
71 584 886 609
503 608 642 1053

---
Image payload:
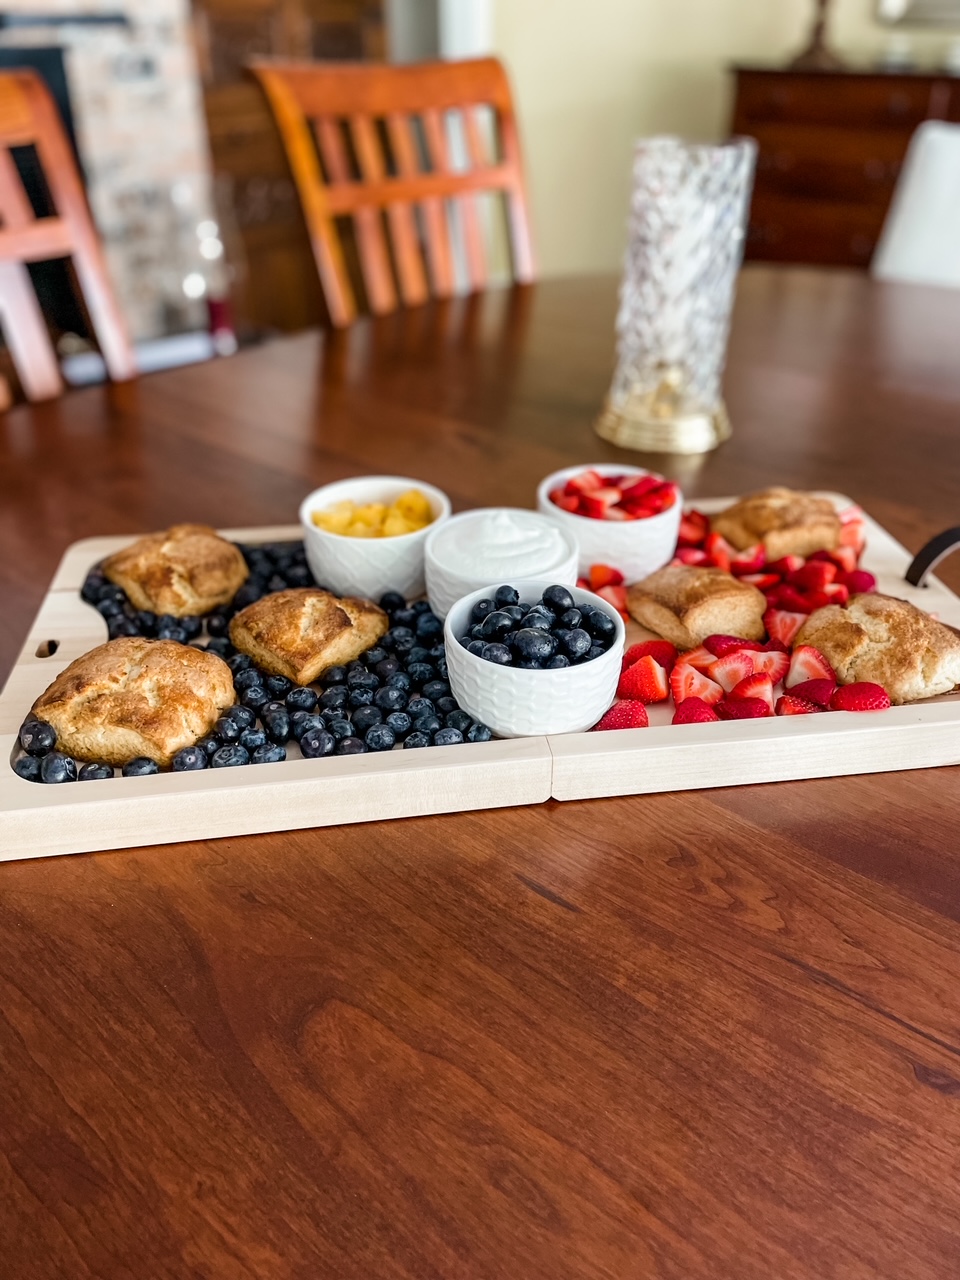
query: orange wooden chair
0 69 135 401
249 57 536 327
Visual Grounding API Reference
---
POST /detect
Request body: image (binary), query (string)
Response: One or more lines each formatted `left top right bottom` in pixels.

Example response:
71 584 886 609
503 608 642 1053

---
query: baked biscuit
102 523 248 617
795 593 960 705
230 587 388 685
711 487 842 560
32 637 235 767
626 565 766 650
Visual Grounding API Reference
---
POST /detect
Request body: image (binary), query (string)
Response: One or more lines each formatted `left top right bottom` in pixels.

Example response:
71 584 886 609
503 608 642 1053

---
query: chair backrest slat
250 57 535 326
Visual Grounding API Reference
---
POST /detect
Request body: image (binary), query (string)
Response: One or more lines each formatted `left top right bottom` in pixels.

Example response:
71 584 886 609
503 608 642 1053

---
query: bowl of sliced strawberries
537 463 682 582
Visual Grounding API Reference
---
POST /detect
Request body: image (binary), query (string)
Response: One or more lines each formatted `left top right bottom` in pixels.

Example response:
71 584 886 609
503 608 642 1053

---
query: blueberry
265 674 293 698
286 564 312 588
240 728 268 752
466 639 485 657
385 711 412 738
109 617 141 639
20 719 56 756
215 716 241 743
407 646 432 665
415 614 443 641
319 687 350 715
266 708 294 744
433 727 464 746
436 696 458 714
327 718 354 741
228 653 254 673
434 657 449 679
137 610 158 634
172 746 208 771
206 611 230 638
520 611 552 630
379 590 406 614
231 704 259 731
392 608 417 629
122 756 159 777
472 598 496 623
335 736 367 755
211 744 250 768
38 752 77 783
561 627 592 659
586 643 607 662
444 710 473 733
347 668 379 692
240 685 270 712
196 735 220 756
517 659 543 670
98 583 126 604
546 654 571 668
466 722 493 743
286 686 318 713
348 687 374 708
266 574 287 593
559 607 583 630
375 657 401 681
362 646 389 668
413 714 441 735
479 610 514 640
422 679 450 702
352 706 383 735
97 597 124 619
323 665 346 686
515 629 558 662
180 616 202 640
411 600 433 615
205 638 232 657
374 686 407 713
428 644 447 659
232 583 262 610
365 724 396 752
386 626 416 654
407 696 435 718
542 585 575 613
81 571 107 603
386 672 412 692
13 754 42 782
300 729 336 759
403 731 431 749
480 642 512 665
494 585 520 608
468 624 485 641
290 712 325 742
252 743 286 764
233 667 264 692
406 662 434 687
501 605 524 624
158 625 189 643
581 607 616 641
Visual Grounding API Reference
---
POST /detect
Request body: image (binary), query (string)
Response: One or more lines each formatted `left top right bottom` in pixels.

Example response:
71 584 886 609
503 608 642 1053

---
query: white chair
873 121 960 288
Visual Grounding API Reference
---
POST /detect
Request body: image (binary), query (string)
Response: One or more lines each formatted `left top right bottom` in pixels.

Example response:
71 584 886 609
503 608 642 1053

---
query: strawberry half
564 469 605 496
670 663 724 706
730 672 775 713
618 655 669 703
788 677 836 707
830 682 891 712
593 700 649 730
678 510 709 547
549 486 581 513
790 560 837 591
677 645 716 672
623 639 678 672
581 487 622 520
750 648 790 684
672 697 720 725
595 584 628 617
767 555 805 577
763 607 806 647
821 582 850 605
776 694 825 716
740 572 781 591
716 697 772 720
704 532 735 572
704 634 764 658
786 645 836 688
675 547 710 566
839 569 877 594
777 585 815 615
709 650 758 692
619 474 661 501
730 544 766 575
828 545 859 574
589 563 625 590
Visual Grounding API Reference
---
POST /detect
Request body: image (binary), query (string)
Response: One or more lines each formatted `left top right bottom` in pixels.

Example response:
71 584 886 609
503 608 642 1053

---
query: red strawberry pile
549 469 679 522
576 563 630 622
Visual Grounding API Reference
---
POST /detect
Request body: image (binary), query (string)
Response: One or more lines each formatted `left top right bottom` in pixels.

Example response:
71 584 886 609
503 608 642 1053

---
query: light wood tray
3 499 959 861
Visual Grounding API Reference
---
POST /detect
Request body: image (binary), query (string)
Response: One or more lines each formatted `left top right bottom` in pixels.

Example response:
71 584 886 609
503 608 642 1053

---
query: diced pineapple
351 502 388 528
312 501 354 534
382 511 417 538
345 520 379 538
393 488 432 523
311 487 434 538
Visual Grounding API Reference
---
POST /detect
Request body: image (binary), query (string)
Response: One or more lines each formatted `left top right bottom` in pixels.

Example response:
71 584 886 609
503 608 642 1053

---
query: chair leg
0 260 63 400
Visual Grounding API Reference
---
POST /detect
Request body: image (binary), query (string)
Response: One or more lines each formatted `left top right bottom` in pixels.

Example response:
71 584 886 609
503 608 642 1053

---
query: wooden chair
248 57 536 327
0 70 135 401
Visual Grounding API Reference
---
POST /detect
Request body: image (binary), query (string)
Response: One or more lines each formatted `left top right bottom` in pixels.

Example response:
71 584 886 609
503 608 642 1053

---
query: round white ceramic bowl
424 507 579 619
300 475 451 602
444 578 625 738
536 462 682 581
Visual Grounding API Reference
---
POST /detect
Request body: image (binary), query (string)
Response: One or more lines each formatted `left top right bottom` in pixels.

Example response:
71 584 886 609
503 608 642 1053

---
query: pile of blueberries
11 543 490 783
458 583 617 669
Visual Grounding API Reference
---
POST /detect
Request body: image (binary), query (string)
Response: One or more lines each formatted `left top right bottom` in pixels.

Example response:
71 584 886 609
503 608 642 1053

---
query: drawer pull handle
906 529 960 587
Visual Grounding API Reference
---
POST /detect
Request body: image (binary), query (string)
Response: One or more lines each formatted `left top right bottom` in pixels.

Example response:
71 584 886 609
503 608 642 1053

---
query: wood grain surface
2 268 960 1277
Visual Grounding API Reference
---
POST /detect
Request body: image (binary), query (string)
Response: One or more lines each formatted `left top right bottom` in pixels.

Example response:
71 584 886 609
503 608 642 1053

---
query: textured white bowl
444 578 625 738
536 462 682 581
300 476 451 602
424 507 579 618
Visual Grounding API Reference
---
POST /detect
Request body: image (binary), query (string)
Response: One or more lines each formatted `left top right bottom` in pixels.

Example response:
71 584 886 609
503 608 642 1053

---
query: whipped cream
429 508 572 581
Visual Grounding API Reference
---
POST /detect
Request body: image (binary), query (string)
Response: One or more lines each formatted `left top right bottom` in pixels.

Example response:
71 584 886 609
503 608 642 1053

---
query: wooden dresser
732 66 960 269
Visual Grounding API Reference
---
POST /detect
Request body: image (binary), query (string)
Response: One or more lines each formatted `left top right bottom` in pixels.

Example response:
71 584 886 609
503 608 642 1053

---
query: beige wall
492 0 953 276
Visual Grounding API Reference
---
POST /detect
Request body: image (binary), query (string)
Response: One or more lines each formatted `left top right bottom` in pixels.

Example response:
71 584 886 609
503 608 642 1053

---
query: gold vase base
594 400 732 455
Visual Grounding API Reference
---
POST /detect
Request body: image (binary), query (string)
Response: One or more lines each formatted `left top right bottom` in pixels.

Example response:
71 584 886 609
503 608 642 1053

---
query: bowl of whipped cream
424 508 579 618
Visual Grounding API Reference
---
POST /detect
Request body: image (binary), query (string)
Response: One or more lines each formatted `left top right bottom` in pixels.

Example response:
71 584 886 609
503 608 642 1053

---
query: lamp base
594 399 732 455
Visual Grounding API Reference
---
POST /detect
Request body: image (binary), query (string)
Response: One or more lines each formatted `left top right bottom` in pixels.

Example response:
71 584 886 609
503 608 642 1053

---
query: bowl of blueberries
444 580 625 737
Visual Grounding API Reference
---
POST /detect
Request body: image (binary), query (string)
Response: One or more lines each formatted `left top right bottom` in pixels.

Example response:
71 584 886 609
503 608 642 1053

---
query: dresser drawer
745 194 887 268
749 124 908 204
735 73 939 131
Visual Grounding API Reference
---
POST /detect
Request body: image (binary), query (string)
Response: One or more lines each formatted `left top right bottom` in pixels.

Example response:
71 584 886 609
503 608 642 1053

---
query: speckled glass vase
595 136 757 455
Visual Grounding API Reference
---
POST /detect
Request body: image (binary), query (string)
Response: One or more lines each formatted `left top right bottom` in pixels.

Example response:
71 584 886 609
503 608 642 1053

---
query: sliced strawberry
709 651 758 693
803 589 836 611
777 585 814 614
788 677 836 707
678 645 718 672
751 649 790 684
603 507 634 522
623 640 678 672
716 697 772 720
838 517 866 554
703 634 764 658
740 572 781 590
549 487 581 513
618 655 669 703
564 469 605 496
593 700 649 730
730 544 766 575
786 645 836 688
589 563 625 591
677 510 709 547
595 584 628 616
670 663 724 706
830 682 891 712
767 555 805 577
704 531 735 572
790 560 837 591
580 487 622 519
672 697 720 725
619 474 661 501
763 607 806 647
776 694 825 716
838 569 877 595
730 672 775 713
821 582 850 605
761 638 790 654
675 547 710 566
828 545 859 574
576 576 590 590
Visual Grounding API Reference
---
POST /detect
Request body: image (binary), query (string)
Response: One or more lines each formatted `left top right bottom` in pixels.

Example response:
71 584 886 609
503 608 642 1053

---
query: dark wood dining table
3 267 960 1279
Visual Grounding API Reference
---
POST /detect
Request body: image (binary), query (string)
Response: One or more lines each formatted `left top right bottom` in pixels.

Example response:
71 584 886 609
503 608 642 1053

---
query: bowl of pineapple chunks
300 475 451 601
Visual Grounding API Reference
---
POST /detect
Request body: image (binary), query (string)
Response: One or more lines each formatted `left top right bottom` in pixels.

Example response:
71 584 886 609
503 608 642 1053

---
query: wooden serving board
2 500 959 862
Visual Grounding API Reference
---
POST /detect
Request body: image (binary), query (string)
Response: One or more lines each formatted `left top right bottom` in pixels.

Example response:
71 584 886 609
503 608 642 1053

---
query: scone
32 637 235 766
626 565 766 650
795 593 960 705
711 487 842 559
230 587 388 685
102 523 248 617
